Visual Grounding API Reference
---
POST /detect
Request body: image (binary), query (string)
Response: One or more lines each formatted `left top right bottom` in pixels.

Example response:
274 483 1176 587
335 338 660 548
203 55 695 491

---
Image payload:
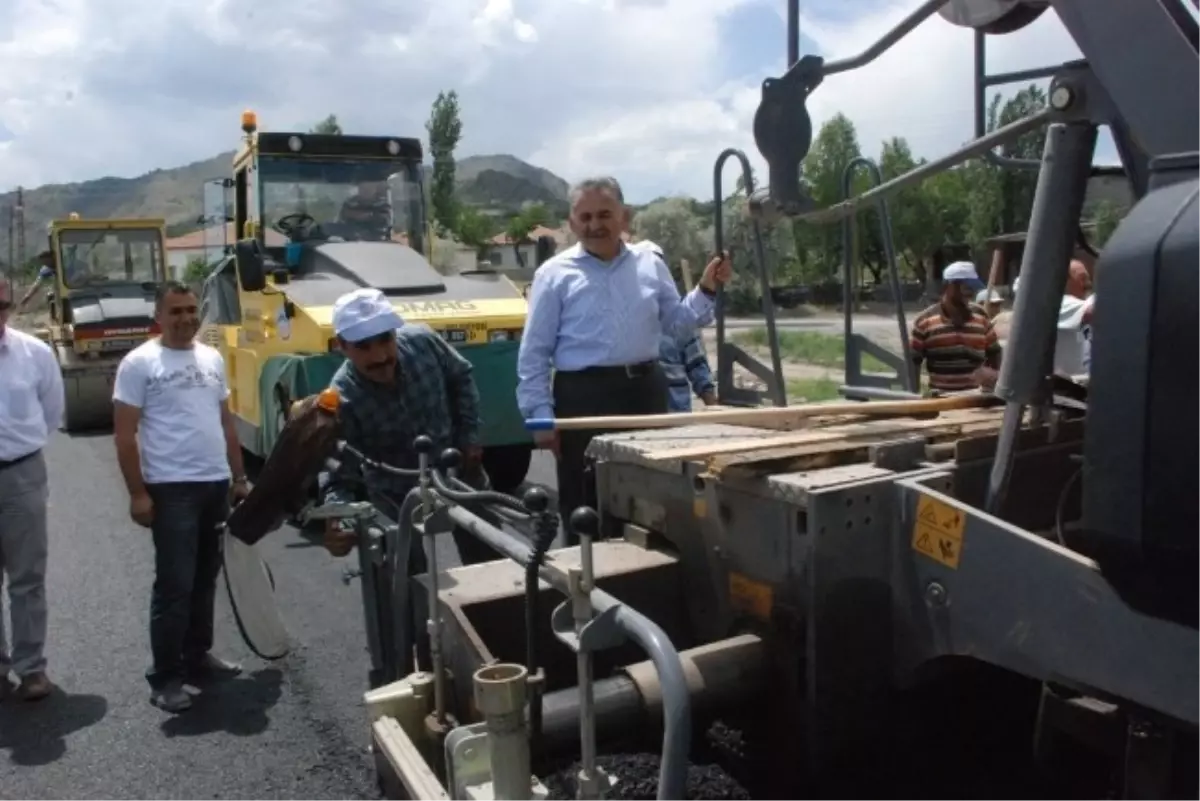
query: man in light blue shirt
517 177 730 537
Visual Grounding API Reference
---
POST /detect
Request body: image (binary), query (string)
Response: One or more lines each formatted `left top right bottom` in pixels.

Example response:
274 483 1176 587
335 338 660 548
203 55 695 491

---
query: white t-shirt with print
112 339 232 484
1054 295 1093 377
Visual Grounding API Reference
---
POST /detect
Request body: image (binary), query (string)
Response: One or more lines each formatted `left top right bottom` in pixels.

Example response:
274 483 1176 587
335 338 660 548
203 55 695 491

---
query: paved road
0 432 558 800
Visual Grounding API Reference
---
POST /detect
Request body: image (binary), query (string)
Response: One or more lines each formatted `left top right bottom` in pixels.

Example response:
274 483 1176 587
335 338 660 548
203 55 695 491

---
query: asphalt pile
543 753 751 800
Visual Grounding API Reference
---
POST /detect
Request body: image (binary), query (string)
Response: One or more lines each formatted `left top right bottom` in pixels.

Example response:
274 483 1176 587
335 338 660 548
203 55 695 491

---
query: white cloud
0 0 1118 205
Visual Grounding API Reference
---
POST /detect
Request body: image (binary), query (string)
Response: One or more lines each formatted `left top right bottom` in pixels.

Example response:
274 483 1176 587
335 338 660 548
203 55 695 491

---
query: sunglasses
348 330 395 350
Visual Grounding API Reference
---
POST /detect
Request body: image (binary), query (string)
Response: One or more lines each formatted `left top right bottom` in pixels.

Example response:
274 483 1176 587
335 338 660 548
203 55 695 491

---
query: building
483 225 569 272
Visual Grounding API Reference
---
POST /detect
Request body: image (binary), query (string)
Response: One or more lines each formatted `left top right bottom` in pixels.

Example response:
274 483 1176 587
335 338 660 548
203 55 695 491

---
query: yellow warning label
729 572 773 620
911 495 966 569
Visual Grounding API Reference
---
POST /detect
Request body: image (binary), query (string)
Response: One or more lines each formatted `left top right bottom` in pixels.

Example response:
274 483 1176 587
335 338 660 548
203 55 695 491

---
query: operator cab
228 111 427 285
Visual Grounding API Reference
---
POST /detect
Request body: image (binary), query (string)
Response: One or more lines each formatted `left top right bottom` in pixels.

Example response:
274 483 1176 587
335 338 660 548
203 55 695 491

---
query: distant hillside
0 150 569 266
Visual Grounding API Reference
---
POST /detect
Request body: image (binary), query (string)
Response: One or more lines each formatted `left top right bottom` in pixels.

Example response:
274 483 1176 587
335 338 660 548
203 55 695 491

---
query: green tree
504 204 548 267
426 91 464 233
797 113 866 280
878 136 938 284
1090 200 1124 248
311 114 343 135
631 197 707 284
183 256 210 284
455 206 496 257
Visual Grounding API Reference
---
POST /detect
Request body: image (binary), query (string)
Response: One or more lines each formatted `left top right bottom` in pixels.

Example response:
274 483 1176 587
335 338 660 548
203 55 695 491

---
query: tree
1090 200 1124 248
183 256 210 285
426 91 464 233
311 114 343 135
455 206 496 257
631 198 707 284
797 114 866 280
504 204 548 267
878 136 937 284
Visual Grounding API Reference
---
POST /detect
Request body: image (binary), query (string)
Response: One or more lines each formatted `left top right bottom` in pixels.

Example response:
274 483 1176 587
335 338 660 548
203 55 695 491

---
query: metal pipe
539 634 765 757
419 450 447 724
445 505 535 566
386 489 424 683
987 122 1097 515
819 0 948 76
974 29 1044 172
573 529 600 798
838 385 924 402
840 156 914 392
474 664 533 801
786 0 799 68
798 109 1053 225
609 605 691 801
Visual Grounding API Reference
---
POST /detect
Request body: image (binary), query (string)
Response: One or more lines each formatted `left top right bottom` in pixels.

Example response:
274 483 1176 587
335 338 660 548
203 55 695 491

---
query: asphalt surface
0 431 558 800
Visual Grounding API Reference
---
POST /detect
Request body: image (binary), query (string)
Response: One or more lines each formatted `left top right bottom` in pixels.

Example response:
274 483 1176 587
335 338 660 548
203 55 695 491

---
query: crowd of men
0 174 1094 716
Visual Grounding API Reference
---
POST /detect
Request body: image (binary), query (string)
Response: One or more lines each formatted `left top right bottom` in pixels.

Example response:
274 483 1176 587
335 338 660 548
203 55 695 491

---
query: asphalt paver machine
241 2 1198 798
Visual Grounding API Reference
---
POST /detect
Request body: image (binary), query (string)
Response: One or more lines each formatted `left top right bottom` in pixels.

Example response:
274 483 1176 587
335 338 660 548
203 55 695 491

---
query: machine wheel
482 443 533 495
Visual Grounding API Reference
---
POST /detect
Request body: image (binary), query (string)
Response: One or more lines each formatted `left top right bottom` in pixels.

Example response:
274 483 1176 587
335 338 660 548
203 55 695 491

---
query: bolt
1050 84 1074 111
925 581 948 607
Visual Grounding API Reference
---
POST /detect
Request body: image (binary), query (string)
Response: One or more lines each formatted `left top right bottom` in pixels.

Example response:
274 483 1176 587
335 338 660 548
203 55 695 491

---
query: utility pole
15 186 26 270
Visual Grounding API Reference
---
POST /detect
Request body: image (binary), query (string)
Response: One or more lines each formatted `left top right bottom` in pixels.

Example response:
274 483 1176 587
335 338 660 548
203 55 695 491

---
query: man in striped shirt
910 261 1002 394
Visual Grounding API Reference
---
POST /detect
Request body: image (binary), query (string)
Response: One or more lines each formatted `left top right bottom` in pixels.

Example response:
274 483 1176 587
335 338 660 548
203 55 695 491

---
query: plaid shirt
323 323 481 505
659 333 715 413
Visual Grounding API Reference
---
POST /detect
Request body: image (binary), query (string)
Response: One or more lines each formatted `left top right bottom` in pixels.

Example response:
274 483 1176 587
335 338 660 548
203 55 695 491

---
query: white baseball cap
942 261 985 290
332 288 404 343
975 287 1004 304
631 239 664 258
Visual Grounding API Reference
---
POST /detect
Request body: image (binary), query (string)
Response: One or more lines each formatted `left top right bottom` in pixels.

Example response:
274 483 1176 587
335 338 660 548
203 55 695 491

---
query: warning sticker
911 495 966 569
729 572 773 620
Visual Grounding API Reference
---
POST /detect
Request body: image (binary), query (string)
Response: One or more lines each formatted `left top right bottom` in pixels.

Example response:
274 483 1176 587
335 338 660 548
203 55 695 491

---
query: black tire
481 443 533 495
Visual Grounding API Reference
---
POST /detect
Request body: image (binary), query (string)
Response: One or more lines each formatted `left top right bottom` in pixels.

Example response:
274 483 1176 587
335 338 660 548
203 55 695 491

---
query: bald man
1011 259 1094 378
1054 260 1094 377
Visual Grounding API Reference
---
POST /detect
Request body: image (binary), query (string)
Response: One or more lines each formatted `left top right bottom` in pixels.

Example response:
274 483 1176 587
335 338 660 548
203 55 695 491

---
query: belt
573 361 657 379
0 449 39 471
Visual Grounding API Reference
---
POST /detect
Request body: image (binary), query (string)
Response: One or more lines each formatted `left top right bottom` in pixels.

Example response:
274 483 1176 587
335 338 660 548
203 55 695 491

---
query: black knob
440 448 463 471
523 486 549 513
569 506 600 539
413 435 434 454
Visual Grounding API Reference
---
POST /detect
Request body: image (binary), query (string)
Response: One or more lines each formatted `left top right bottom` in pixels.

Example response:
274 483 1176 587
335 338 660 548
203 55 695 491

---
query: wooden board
545 393 996 431
643 408 1005 463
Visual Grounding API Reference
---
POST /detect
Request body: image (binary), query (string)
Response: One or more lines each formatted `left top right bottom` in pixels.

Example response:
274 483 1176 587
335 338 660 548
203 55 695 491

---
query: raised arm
654 257 716 340
516 268 562 421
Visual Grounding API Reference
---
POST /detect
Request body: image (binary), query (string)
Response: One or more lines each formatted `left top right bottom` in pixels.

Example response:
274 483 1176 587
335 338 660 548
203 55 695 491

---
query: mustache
583 228 610 237
366 358 395 371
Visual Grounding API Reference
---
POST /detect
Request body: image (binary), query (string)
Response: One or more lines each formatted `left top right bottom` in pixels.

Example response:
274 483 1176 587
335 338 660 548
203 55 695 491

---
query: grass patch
732 328 891 372
785 376 844 403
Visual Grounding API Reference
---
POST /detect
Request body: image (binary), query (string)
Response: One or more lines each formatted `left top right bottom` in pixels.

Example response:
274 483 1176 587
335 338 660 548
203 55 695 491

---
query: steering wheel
272 213 317 240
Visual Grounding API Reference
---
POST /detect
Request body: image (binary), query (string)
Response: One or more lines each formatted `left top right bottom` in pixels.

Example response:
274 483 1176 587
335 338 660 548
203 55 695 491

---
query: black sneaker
150 683 192 713
185 653 243 683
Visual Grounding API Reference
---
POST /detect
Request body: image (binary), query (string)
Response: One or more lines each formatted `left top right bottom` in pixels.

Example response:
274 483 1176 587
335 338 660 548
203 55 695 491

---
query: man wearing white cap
320 288 494 568
909 261 1003 394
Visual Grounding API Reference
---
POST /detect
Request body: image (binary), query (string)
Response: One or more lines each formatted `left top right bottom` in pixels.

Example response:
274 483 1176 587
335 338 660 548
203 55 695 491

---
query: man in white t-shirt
112 281 251 714
1012 259 1094 377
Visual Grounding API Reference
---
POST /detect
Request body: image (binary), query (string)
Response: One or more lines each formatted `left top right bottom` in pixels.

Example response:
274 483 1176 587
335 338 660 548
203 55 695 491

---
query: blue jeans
145 480 229 690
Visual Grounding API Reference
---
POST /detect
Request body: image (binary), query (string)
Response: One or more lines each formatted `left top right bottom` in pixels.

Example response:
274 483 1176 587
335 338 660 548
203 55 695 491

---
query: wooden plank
542 393 997 432
645 408 1005 462
711 420 1006 477
372 716 449 800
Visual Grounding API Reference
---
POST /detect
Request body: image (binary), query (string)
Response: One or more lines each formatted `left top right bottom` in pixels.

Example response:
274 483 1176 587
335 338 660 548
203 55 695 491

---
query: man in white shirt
112 280 251 713
1012 259 1094 377
0 282 65 702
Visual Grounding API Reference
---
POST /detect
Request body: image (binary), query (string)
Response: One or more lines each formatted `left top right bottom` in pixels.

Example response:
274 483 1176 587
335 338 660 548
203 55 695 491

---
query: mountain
0 151 569 266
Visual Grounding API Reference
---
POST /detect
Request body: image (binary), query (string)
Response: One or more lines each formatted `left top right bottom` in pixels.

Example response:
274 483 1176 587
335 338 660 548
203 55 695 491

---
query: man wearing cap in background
0 281 64 702
320 288 495 570
909 260 1002 394
631 240 719 412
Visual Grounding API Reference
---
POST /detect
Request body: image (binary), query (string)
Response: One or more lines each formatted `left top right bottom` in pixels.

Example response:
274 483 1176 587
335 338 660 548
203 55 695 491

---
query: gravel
543 753 750 800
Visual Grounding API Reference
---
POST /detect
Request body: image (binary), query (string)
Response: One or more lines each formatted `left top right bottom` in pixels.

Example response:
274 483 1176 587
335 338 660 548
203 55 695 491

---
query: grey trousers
0 451 50 678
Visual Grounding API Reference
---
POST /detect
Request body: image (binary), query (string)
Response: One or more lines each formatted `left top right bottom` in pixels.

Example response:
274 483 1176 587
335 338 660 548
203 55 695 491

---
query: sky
0 0 1125 204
